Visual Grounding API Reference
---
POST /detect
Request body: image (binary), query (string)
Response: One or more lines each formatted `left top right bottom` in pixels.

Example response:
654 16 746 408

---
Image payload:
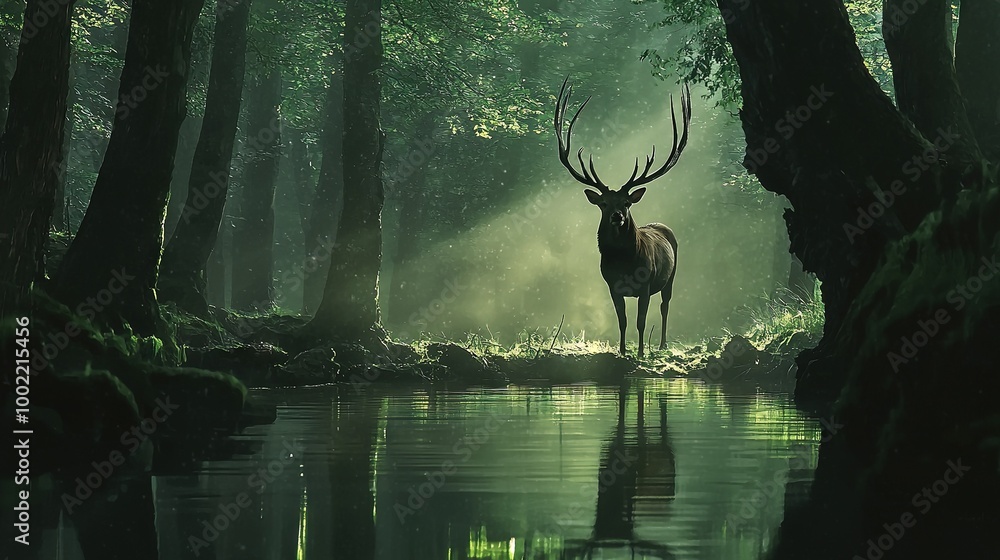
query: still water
43 377 820 560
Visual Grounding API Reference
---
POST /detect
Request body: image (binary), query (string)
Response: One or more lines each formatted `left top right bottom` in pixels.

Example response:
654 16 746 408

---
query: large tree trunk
231 68 282 311
288 127 313 242
883 0 982 172
307 0 385 341
51 0 205 334
51 61 74 233
0 0 75 319
286 127 316 313
716 1 999 558
303 68 345 315
955 0 1000 161
717 0 936 399
159 0 252 316
0 4 17 129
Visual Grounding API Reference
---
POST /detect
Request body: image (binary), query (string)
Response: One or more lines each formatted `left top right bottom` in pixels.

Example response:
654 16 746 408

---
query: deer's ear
628 187 646 204
584 189 602 205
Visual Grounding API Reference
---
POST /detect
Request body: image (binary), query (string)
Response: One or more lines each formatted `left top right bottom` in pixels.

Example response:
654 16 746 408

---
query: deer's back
638 223 677 287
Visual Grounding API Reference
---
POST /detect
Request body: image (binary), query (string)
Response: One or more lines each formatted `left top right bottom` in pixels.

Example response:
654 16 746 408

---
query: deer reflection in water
563 382 677 559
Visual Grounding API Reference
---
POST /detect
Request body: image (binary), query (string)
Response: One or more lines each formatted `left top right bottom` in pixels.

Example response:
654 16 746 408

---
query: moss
27 366 147 475
161 302 234 348
6 288 254 476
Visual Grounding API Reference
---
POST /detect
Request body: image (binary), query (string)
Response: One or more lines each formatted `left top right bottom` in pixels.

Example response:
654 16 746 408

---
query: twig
647 325 655 350
549 315 565 353
536 314 565 359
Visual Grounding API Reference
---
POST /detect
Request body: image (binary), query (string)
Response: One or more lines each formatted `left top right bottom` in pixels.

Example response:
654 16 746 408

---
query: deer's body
555 78 691 357
598 220 678 356
598 221 677 296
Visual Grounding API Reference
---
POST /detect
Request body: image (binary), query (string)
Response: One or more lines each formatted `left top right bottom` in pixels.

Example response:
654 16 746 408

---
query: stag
554 79 691 357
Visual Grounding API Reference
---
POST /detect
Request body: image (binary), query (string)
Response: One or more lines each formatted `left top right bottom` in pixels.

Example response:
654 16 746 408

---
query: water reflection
40 378 820 559
564 383 676 558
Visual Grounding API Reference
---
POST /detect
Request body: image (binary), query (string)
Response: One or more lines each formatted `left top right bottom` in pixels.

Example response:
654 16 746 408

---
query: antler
554 78 610 193
619 83 692 193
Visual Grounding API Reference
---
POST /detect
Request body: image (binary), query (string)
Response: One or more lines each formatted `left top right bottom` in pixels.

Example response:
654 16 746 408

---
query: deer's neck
598 218 640 257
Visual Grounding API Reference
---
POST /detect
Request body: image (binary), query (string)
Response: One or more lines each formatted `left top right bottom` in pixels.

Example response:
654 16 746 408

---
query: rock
184 342 287 387
426 343 504 384
699 335 761 382
503 351 636 384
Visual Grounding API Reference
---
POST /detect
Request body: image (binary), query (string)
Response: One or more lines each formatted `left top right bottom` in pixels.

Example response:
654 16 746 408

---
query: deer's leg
611 292 627 355
659 292 670 350
637 292 651 358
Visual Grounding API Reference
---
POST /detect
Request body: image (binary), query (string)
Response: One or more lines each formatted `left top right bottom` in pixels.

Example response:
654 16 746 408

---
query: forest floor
178 285 824 394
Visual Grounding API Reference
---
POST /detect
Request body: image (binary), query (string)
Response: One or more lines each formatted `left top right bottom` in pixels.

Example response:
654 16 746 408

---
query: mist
265 1 791 343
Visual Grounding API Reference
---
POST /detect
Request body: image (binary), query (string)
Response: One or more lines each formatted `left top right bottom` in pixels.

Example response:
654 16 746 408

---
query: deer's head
585 187 646 228
554 79 691 230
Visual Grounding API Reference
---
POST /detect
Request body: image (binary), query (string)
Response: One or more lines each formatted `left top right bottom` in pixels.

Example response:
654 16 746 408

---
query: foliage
637 0 740 106
251 0 549 140
637 0 895 108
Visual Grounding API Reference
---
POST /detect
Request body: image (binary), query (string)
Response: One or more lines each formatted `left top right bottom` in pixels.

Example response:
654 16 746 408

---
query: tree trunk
286 127 315 313
0 4 17 129
303 68 345 315
0 0 75 319
716 1 1000 558
308 0 385 341
883 0 982 173
955 0 1000 161
51 0 205 334
231 68 282 312
159 0 252 316
206 241 227 307
52 61 74 233
288 127 314 242
717 0 938 391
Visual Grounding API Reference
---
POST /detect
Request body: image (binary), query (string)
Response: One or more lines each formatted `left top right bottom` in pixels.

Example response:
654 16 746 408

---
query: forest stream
27 378 819 560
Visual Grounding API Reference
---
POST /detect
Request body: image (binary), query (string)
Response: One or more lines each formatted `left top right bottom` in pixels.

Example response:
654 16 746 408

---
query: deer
554 78 691 358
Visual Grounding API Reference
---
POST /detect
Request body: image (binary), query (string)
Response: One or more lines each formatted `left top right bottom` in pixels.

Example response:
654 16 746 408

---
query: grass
400 282 826 375
730 283 825 349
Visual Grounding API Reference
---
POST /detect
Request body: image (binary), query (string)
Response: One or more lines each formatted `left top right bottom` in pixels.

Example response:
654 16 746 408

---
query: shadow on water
33 377 821 559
